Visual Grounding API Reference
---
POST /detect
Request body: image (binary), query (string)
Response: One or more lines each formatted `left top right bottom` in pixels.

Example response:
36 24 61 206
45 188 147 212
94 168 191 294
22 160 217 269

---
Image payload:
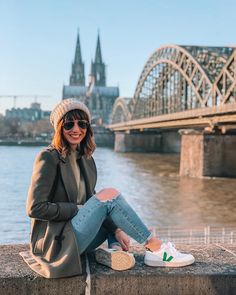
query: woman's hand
114 229 130 251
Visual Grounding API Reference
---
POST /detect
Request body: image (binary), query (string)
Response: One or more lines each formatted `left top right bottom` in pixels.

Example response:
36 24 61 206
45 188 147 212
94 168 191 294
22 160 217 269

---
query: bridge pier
114 130 180 153
179 130 236 178
161 131 181 153
114 131 162 152
93 126 114 147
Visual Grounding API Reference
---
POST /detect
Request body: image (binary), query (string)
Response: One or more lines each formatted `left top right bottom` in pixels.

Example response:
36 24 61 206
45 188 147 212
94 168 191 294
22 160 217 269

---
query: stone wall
0 244 235 295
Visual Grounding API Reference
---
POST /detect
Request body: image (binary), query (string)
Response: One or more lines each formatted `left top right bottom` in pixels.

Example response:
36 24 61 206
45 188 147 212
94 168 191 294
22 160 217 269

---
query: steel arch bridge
110 45 236 130
111 97 132 123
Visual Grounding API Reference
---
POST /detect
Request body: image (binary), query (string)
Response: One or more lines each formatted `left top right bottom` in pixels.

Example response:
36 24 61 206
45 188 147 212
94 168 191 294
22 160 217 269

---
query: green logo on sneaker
163 251 173 262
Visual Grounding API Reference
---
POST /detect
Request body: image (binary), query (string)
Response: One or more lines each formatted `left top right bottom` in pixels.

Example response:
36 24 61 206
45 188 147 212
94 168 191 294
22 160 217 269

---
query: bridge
107 45 236 178
110 45 236 130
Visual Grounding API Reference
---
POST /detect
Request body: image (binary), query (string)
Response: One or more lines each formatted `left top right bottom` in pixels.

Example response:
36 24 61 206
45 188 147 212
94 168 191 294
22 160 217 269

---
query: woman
20 98 194 279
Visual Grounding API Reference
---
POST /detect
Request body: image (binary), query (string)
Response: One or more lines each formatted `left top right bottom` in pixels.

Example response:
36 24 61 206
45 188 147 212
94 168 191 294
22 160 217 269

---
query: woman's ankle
110 244 123 251
145 237 162 252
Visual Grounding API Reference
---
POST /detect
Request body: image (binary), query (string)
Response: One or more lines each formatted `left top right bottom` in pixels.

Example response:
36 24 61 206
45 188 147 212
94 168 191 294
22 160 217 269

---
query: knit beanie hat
50 98 91 130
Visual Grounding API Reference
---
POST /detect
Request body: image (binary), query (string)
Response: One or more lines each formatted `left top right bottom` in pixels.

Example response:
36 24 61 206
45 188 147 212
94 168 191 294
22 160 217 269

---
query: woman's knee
96 188 120 201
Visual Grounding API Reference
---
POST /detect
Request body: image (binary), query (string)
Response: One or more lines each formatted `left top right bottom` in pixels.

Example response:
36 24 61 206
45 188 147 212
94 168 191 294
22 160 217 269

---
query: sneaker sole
95 248 135 271
144 257 195 267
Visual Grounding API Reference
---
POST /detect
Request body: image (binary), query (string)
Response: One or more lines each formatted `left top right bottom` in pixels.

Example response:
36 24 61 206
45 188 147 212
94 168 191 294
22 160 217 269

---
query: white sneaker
144 242 195 267
95 248 135 271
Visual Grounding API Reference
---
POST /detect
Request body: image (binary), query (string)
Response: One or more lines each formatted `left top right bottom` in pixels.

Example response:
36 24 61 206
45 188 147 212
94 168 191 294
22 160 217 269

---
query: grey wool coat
19 146 117 279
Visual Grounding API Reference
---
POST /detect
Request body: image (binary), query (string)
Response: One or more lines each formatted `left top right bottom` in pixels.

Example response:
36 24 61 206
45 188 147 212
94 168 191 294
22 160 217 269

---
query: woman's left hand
114 229 130 251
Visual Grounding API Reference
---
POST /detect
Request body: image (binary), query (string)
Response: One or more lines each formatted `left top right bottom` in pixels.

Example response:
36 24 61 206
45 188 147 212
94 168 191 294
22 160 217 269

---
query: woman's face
62 119 88 150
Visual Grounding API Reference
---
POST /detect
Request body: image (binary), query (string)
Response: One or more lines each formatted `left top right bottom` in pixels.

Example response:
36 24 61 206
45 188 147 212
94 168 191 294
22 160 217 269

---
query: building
62 32 119 124
5 103 49 121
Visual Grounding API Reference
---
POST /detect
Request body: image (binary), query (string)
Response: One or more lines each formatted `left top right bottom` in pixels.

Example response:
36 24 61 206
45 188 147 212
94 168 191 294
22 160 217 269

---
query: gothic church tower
90 34 106 86
63 30 119 124
70 31 85 86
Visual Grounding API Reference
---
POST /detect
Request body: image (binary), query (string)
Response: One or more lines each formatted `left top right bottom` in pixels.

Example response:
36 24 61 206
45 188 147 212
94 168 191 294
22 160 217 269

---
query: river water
0 146 236 244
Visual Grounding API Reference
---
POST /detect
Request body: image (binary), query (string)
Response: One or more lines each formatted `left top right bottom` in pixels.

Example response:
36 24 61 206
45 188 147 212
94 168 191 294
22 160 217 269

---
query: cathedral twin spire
70 32 85 86
94 33 102 64
69 31 106 87
74 32 83 64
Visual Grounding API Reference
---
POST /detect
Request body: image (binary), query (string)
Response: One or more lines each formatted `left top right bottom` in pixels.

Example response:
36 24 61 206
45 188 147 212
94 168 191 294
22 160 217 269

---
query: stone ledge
0 244 235 295
0 244 86 295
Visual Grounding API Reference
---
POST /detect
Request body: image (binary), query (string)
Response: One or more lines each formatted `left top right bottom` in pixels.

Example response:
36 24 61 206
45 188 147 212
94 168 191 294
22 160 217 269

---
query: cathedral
62 32 119 124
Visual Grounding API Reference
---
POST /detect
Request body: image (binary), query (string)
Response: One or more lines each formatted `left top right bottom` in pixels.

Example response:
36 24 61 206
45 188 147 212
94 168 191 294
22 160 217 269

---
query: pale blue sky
0 0 235 114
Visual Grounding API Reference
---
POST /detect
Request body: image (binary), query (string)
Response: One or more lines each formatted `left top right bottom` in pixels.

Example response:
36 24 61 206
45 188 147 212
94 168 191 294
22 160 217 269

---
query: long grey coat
20 146 116 279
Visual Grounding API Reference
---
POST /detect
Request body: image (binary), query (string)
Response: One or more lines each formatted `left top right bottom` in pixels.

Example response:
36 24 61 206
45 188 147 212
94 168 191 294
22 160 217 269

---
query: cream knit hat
50 98 91 130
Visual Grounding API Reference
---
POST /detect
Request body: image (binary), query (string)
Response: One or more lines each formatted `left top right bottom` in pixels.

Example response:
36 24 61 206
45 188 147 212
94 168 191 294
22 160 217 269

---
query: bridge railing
130 226 236 245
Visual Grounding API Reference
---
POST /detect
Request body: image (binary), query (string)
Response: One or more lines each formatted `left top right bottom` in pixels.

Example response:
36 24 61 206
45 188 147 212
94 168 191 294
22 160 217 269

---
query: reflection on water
0 146 236 244
94 149 236 228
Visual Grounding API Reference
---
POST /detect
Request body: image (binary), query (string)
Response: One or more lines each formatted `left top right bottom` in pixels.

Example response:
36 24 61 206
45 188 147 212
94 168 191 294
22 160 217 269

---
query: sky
0 0 235 114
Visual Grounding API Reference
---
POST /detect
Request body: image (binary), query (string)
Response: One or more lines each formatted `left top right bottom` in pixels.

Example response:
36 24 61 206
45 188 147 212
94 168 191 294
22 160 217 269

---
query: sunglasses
63 120 89 130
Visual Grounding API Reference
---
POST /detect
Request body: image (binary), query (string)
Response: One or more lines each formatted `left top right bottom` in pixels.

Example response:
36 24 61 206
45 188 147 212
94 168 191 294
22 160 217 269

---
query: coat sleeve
27 150 78 221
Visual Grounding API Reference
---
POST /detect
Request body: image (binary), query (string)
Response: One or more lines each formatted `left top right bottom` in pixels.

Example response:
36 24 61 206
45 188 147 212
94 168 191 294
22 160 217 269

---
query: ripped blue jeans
71 193 152 254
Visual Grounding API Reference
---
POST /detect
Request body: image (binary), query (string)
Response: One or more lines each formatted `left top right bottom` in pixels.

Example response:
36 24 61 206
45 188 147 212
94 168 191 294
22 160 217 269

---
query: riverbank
0 140 50 146
0 126 114 147
0 243 235 295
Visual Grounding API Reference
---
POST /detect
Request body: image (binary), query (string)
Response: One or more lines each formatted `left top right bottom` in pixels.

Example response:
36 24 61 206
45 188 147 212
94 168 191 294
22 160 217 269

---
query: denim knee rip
94 191 121 202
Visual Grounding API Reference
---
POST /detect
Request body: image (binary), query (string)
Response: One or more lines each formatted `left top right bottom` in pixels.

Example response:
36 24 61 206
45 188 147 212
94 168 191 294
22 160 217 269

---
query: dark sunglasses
63 120 89 130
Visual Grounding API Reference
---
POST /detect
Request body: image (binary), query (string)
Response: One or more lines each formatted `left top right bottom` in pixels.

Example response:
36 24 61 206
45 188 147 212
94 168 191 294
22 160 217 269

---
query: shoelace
164 242 180 257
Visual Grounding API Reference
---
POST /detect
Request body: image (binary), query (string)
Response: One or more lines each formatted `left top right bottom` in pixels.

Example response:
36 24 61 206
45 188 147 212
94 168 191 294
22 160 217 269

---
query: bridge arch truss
111 97 132 124
129 45 236 120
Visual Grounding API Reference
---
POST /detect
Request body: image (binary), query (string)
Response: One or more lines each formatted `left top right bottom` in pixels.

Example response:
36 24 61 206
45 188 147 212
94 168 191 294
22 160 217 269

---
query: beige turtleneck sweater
68 150 86 205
